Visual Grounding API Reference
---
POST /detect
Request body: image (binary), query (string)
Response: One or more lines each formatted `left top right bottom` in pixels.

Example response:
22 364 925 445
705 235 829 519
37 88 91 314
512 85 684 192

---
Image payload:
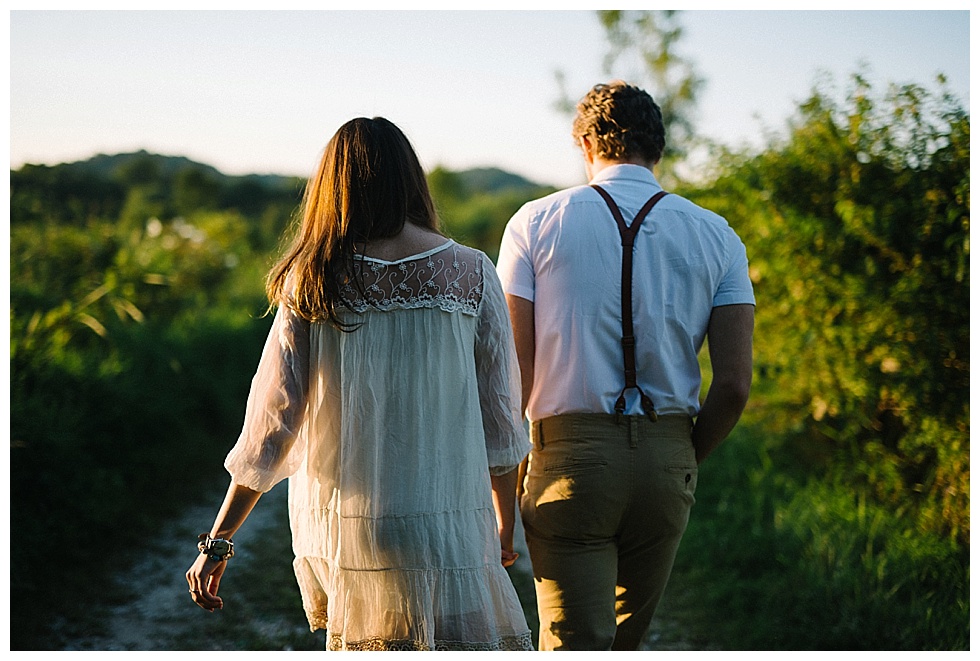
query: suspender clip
641 393 659 423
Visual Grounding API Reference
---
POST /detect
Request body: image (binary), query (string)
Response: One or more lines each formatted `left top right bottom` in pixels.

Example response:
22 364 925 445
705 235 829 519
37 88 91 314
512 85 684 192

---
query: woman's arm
185 480 263 612
490 467 520 567
474 257 533 567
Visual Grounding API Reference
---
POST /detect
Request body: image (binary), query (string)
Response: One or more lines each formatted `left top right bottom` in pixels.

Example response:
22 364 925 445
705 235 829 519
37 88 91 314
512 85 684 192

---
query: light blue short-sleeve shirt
497 164 755 420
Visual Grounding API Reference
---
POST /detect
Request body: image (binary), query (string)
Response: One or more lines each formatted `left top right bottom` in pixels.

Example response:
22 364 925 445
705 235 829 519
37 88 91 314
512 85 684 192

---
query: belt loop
532 419 545 450
629 417 638 448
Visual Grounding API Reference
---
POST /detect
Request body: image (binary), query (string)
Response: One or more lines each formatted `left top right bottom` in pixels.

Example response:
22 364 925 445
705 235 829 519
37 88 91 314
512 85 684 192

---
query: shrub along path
55 483 706 651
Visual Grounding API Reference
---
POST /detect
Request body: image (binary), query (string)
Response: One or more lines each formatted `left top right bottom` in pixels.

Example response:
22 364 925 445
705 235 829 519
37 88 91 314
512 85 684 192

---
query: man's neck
588 157 653 180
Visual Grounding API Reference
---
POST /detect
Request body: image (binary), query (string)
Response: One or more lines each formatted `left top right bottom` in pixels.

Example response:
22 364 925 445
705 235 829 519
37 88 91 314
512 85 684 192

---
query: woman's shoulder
446 240 486 260
446 242 497 276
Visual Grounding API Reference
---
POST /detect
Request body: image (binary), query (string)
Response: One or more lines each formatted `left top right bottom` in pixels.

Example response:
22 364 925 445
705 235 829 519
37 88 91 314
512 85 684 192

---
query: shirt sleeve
475 253 531 474
496 204 535 302
224 304 310 492
713 232 756 307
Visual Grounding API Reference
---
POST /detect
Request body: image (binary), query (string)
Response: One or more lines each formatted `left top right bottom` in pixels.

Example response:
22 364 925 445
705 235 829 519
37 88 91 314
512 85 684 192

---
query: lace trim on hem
327 631 534 651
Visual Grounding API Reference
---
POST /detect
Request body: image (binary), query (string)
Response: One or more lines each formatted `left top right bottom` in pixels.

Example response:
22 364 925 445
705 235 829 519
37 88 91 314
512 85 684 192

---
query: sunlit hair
571 80 666 164
266 117 440 329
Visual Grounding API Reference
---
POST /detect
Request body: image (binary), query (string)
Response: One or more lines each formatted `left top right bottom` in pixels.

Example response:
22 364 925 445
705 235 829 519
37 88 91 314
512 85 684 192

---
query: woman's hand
490 467 520 568
186 553 228 612
185 481 263 612
498 521 517 568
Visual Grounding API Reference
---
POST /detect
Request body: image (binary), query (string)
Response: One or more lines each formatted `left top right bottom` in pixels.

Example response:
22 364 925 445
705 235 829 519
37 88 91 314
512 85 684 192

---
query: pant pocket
522 447 618 540
664 442 698 500
529 439 608 477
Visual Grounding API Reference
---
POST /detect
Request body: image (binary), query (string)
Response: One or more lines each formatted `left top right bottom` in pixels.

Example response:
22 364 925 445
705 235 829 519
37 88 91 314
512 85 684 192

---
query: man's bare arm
692 304 754 463
506 294 535 502
505 294 535 416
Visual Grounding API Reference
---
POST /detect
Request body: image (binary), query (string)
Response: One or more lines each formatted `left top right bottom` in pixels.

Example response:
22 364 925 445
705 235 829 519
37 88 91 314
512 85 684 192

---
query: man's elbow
713 373 752 410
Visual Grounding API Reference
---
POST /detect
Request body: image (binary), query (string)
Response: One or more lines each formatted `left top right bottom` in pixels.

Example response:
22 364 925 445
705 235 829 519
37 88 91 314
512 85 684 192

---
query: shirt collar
588 163 662 189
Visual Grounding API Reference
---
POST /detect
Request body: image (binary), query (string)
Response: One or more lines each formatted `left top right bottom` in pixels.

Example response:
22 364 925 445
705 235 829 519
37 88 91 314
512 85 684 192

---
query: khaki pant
520 413 698 651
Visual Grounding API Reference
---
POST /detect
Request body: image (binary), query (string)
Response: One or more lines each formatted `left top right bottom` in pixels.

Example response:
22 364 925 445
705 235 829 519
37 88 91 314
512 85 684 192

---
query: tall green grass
670 423 969 650
9 304 271 649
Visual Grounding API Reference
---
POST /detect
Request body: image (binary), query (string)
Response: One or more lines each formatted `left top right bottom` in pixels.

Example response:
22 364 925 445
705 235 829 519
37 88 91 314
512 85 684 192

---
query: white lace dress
223 240 533 651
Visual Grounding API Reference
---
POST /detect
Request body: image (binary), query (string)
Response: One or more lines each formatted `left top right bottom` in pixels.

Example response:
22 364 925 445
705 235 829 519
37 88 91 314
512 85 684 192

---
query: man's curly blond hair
571 81 665 164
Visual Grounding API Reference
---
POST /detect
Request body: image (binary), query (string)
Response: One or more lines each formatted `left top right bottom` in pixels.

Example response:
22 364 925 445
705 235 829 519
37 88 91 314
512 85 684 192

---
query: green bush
669 73 969 651
684 74 969 546
9 203 274 648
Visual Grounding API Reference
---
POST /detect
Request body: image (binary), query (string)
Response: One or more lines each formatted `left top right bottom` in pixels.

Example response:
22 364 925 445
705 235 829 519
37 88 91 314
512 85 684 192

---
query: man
496 81 755 651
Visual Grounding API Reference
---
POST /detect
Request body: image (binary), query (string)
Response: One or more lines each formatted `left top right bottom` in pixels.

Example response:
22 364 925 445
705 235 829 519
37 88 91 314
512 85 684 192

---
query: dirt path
56 483 701 651
58 484 295 651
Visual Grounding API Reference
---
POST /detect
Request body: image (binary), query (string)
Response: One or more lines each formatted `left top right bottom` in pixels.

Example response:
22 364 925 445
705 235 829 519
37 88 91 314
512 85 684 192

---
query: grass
665 423 970 650
23 419 967 651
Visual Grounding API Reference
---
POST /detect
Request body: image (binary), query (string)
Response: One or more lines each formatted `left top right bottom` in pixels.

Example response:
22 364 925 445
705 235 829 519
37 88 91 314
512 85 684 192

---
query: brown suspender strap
591 184 669 422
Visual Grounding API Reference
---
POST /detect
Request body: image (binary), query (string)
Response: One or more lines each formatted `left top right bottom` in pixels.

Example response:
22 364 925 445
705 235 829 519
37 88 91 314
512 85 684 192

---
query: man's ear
579 136 595 163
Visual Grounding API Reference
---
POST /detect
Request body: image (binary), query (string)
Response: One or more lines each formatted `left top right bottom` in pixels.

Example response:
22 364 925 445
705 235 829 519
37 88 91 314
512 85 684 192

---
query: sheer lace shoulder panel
341 241 484 316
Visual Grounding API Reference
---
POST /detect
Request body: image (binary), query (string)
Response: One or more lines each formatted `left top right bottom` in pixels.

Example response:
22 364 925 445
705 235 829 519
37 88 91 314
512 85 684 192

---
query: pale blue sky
9 9 971 188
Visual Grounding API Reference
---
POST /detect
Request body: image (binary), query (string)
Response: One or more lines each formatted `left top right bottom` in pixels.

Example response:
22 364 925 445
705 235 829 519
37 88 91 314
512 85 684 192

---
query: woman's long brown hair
266 117 440 329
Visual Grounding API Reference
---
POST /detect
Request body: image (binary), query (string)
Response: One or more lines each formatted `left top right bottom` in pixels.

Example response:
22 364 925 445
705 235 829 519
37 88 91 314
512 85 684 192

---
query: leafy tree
427 165 467 205
555 10 704 187
597 10 704 162
115 152 162 186
10 164 126 226
173 165 222 216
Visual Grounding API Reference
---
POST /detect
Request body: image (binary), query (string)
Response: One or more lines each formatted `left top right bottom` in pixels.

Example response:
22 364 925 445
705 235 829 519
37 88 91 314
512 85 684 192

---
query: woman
186 117 533 651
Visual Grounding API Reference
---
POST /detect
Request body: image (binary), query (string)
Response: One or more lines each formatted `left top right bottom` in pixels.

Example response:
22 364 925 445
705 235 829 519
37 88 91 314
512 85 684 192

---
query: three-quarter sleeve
475 254 531 474
224 304 310 492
